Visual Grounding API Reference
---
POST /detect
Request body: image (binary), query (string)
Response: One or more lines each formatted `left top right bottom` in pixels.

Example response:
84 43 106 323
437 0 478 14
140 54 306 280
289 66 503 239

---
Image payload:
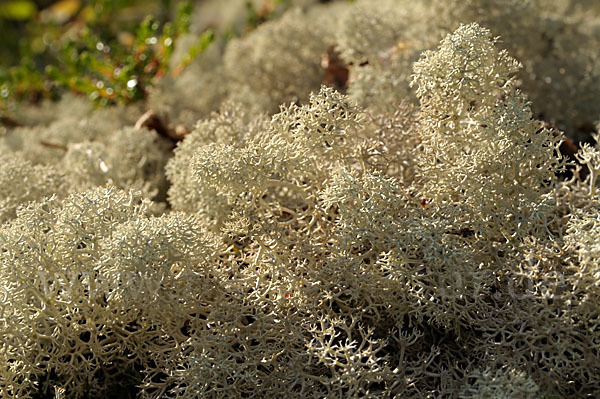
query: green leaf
173 29 214 74
175 1 193 34
0 0 37 20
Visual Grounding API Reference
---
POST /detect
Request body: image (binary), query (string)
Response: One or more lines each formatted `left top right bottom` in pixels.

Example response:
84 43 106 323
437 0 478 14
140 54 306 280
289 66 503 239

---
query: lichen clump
1 1 600 398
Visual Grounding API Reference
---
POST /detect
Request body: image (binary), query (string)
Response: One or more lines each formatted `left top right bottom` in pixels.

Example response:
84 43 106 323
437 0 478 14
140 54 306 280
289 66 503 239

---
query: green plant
0 0 213 111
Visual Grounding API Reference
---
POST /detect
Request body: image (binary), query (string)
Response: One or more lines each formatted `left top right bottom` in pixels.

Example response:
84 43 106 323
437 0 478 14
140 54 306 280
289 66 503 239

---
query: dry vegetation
1 0 600 397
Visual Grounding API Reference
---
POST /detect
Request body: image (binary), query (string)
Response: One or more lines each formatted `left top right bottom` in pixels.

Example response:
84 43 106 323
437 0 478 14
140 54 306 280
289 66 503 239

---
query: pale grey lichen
1 9 600 399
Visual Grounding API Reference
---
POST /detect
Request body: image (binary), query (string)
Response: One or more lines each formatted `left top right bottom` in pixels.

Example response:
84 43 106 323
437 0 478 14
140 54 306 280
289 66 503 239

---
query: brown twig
39 140 68 151
322 46 349 92
0 116 22 129
135 110 189 142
